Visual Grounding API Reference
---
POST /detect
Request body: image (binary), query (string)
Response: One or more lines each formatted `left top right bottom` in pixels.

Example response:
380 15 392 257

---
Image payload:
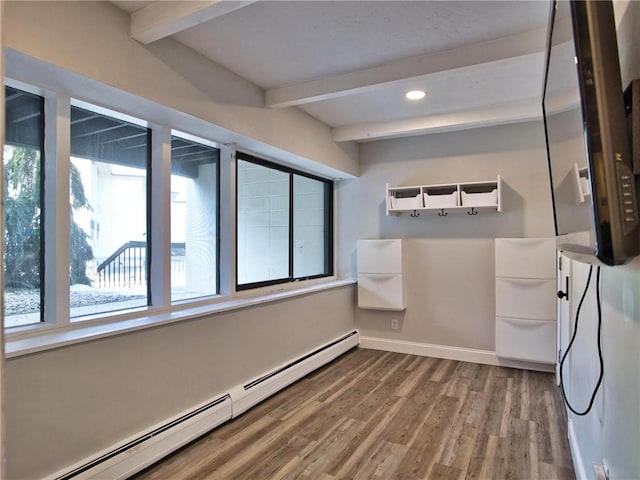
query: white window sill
5 278 356 359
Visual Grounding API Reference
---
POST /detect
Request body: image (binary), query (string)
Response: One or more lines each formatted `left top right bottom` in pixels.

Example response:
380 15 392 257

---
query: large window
3 79 335 335
236 153 333 289
170 132 220 302
69 105 150 318
3 86 45 328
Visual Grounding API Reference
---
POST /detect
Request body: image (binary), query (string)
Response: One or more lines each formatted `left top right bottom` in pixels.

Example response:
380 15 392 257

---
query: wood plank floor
133 348 575 480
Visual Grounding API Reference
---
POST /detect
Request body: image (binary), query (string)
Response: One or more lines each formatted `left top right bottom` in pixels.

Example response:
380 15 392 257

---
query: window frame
3 85 46 327
68 103 153 319
3 71 347 351
169 130 222 303
235 151 334 291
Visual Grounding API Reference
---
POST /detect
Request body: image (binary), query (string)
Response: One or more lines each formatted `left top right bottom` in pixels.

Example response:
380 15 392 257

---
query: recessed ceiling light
406 90 426 101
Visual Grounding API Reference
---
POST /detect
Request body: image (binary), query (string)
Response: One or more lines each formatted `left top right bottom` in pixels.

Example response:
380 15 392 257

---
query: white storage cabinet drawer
423 191 458 208
357 239 403 274
496 317 557 363
390 195 422 210
357 273 405 310
495 238 556 279
460 189 498 207
495 278 556 320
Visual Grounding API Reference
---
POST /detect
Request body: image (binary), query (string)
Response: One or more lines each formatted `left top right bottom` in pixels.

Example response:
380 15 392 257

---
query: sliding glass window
69 105 150 318
170 132 220 302
293 174 332 278
3 86 45 328
236 153 332 290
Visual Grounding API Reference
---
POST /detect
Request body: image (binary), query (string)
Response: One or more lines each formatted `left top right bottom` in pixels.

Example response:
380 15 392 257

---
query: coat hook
467 207 478 216
410 210 420 217
438 209 448 217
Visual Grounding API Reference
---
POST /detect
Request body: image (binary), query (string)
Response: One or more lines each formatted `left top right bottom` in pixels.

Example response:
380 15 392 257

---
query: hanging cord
559 265 604 416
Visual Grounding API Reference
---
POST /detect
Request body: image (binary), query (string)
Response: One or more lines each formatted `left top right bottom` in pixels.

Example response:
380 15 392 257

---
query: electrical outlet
391 318 399 330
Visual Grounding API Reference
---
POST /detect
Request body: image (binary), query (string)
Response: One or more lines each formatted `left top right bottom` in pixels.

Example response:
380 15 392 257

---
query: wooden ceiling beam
131 0 258 44
331 98 542 142
266 27 546 109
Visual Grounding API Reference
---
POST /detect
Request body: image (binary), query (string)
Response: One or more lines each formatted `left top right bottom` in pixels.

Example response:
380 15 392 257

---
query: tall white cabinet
357 239 406 311
495 238 557 364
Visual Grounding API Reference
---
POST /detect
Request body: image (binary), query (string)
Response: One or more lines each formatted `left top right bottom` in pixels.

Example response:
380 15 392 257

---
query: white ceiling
112 0 551 142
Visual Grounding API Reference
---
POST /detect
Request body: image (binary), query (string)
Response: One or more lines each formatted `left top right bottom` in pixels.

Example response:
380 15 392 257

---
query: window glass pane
237 159 290 285
3 86 44 327
70 105 149 318
293 174 330 278
170 134 219 302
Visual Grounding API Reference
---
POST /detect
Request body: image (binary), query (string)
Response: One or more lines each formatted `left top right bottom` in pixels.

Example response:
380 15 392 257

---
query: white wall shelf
386 176 501 217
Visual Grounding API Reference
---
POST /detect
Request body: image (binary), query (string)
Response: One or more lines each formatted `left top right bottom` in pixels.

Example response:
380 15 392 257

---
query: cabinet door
357 239 403 274
495 278 556 320
496 317 557 363
495 238 556 279
357 273 405 310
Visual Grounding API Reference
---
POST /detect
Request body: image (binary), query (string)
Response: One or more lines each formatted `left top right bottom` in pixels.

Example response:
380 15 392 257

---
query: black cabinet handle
557 276 569 301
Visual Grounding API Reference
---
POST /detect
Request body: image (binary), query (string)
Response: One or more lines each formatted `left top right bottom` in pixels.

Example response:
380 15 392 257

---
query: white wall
5 285 355 479
562 3 640 479
337 120 555 351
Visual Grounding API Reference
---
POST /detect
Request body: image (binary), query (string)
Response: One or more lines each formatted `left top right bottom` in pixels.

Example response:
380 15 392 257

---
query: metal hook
410 210 420 217
438 209 448 217
467 208 478 216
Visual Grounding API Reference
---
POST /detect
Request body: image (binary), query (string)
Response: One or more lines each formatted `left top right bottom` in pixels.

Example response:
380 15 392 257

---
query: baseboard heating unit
49 330 359 480
229 331 359 417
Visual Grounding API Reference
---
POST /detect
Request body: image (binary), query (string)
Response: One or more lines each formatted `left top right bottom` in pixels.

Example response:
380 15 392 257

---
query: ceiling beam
331 98 542 143
131 0 258 44
266 27 547 109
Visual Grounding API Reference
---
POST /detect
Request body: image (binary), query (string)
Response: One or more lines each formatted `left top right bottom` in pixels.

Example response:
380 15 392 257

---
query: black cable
559 265 605 416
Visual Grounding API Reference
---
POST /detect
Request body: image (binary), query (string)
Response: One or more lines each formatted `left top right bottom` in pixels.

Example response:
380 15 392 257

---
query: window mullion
149 124 171 308
220 145 236 296
289 173 294 280
43 93 71 326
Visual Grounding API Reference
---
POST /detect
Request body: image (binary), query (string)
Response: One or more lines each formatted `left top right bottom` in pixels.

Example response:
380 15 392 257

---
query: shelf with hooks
386 176 501 217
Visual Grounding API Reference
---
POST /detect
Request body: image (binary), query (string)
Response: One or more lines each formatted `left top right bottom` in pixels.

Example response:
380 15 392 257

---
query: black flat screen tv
542 0 638 265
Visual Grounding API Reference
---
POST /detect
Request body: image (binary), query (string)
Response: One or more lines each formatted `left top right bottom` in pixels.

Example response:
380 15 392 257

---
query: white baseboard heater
50 331 359 480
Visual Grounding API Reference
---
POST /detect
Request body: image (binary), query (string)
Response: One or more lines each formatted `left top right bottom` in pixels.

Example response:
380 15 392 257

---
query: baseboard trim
567 418 588 480
47 331 358 480
359 336 554 372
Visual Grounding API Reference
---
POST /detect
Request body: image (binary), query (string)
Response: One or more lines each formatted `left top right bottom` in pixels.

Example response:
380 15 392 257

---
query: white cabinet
495 278 557 320
357 239 403 274
496 318 557 364
386 176 501 216
495 238 556 279
357 274 405 311
357 239 406 311
495 238 556 364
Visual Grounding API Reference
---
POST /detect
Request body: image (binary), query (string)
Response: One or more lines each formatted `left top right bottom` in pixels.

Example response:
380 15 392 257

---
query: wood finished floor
133 348 575 480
